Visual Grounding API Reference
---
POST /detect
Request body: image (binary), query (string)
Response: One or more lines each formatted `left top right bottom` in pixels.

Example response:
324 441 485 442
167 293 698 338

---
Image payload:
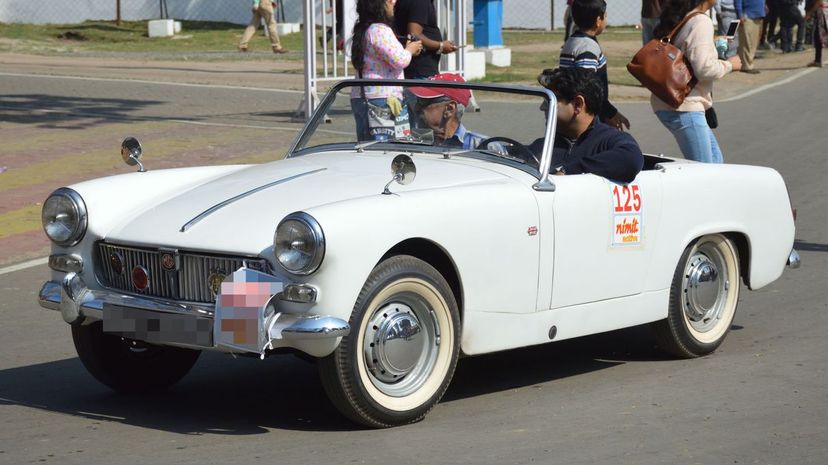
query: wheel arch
723 231 752 289
380 238 464 322
676 230 752 289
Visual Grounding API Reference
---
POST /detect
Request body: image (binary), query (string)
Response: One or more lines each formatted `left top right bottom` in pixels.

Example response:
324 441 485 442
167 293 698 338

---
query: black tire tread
72 321 201 393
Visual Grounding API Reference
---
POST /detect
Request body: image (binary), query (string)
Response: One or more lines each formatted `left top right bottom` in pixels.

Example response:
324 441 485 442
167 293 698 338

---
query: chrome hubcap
683 247 729 333
366 304 424 382
363 295 439 396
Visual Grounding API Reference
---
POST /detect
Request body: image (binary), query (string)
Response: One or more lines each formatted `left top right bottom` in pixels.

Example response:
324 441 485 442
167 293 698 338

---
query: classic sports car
38 80 798 428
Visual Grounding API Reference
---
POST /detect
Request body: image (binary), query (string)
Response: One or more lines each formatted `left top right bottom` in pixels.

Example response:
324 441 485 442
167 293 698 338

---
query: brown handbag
626 12 703 108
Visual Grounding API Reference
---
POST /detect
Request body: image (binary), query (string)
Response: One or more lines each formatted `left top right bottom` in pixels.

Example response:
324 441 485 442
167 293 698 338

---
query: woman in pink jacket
651 0 741 163
350 0 422 141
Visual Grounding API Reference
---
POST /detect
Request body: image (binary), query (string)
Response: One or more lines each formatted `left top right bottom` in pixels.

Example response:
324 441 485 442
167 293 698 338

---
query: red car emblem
160 253 176 271
527 226 538 236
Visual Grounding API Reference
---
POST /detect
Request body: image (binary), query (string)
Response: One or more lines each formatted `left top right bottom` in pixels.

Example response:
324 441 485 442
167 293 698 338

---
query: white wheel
652 234 741 358
318 255 460 427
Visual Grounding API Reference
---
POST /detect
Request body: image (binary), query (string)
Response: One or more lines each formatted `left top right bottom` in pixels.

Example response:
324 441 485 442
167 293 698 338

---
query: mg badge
159 250 178 272
208 271 226 298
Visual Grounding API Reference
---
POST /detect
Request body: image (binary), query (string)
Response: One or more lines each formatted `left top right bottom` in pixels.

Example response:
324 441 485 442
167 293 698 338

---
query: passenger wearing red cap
409 73 489 149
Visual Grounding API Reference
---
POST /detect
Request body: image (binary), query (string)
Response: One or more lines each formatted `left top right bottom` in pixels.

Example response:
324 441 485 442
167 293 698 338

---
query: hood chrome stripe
180 168 327 232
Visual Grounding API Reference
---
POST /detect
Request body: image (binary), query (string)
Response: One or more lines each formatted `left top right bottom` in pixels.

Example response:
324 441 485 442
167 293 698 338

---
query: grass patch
0 20 305 58
480 26 643 86
501 26 640 46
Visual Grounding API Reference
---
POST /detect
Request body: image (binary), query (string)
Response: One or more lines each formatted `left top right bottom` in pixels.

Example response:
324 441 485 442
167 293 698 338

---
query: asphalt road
1 70 827 465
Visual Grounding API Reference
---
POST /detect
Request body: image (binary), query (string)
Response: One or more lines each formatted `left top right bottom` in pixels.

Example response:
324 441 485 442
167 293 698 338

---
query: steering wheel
476 136 539 167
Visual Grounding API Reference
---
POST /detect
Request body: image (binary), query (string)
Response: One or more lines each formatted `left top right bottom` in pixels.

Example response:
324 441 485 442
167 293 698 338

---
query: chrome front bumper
39 273 349 356
787 248 801 269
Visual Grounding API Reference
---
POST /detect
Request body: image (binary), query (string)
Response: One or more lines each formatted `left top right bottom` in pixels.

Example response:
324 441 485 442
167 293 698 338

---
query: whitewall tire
653 234 741 358
318 255 460 427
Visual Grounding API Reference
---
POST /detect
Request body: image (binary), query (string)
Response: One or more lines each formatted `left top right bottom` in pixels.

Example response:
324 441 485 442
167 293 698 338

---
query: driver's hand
607 112 631 131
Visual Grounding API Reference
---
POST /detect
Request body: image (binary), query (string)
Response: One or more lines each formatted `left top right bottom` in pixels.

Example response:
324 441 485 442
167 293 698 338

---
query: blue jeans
641 17 660 45
655 110 723 164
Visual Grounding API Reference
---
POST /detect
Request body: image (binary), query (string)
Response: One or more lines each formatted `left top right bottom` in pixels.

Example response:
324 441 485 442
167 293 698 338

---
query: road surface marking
0 257 47 276
0 71 304 94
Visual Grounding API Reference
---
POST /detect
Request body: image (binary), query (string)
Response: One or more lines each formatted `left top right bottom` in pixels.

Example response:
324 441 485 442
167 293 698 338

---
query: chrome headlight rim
42 187 88 247
274 212 325 276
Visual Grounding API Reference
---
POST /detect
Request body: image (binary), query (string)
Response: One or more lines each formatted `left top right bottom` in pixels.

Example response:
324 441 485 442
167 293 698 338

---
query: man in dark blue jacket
534 67 643 184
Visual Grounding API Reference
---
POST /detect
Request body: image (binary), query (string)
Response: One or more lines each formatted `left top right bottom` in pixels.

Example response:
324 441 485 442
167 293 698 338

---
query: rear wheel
318 255 460 428
652 234 741 358
72 321 201 393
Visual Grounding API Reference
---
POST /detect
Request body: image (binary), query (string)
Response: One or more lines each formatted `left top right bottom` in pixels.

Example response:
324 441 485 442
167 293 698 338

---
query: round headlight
274 212 325 275
42 188 88 247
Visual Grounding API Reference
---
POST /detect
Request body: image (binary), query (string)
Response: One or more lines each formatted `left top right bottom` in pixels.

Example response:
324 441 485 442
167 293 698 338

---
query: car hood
106 151 519 255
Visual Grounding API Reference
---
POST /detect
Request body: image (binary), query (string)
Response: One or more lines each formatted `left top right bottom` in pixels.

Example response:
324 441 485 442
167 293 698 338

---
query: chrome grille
97 243 267 303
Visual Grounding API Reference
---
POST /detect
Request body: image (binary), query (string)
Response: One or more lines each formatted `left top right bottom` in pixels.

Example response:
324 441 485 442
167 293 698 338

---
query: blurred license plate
103 304 213 347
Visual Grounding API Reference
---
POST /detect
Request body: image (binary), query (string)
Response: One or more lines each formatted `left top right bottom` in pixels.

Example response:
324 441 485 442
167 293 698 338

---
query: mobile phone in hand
396 33 420 44
725 20 740 40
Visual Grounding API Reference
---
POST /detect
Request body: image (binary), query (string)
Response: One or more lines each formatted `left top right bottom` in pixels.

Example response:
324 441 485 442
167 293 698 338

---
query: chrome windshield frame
287 79 558 188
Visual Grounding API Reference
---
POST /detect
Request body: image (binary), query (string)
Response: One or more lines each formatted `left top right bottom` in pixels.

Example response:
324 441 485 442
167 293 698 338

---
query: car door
542 172 663 309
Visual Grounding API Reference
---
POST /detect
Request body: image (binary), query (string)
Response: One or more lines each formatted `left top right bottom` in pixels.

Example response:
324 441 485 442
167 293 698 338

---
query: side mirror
121 137 146 172
382 154 416 195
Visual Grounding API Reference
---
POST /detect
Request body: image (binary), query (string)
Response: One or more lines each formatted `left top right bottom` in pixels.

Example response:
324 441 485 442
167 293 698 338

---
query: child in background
559 0 630 130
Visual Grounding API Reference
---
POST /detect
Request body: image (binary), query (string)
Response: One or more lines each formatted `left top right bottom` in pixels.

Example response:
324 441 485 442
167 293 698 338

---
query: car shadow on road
0 94 162 129
0 324 674 433
445 324 668 402
0 352 356 433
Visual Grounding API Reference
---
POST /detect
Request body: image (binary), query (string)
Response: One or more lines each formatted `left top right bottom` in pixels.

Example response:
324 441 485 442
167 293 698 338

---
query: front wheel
318 255 460 428
652 234 741 358
72 321 201 393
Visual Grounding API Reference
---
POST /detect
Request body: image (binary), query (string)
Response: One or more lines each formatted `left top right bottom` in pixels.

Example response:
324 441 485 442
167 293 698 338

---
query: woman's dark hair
653 0 707 38
351 0 392 73
571 0 607 31
537 67 604 115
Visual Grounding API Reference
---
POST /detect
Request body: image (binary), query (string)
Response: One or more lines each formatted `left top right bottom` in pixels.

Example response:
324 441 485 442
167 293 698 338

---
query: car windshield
290 80 552 171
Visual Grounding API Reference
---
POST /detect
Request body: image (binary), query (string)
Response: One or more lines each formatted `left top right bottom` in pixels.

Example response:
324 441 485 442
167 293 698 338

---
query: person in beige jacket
239 0 288 54
651 0 741 163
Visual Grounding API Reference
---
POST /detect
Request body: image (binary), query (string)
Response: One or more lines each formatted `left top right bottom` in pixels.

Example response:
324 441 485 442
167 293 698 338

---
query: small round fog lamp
132 266 149 291
110 252 124 275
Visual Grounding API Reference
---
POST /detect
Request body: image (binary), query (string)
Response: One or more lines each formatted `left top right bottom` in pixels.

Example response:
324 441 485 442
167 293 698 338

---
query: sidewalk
1 46 820 99
0 52 309 91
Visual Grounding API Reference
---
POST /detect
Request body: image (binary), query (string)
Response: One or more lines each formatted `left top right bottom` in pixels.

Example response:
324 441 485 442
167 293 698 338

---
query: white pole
321 0 329 78
342 0 357 77
332 0 338 76
303 0 315 119
457 0 465 75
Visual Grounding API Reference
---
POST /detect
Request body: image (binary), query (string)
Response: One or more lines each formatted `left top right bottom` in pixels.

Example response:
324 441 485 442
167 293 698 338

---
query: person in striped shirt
559 0 630 131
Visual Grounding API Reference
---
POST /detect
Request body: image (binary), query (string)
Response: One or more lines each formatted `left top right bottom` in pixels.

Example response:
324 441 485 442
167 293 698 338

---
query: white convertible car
39 80 798 428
